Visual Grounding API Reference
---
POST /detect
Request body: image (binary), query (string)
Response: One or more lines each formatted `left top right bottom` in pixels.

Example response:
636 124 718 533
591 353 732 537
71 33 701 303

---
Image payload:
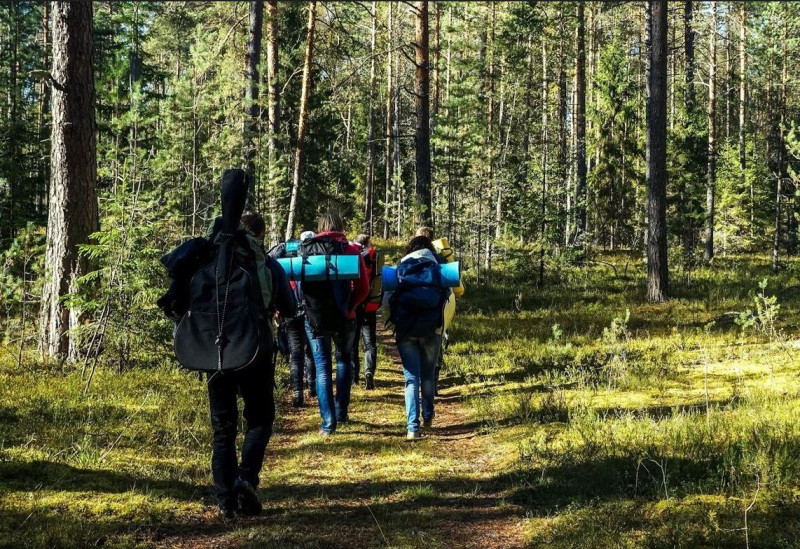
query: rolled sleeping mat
382 261 461 292
277 255 361 281
443 292 456 331
432 237 465 298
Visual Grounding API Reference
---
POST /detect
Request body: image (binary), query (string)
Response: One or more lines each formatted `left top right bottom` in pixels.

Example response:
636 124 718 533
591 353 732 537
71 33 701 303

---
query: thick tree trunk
244 1 263 193
365 3 377 235
646 1 669 303
704 2 716 263
414 0 432 228
266 0 280 244
285 0 316 241
573 2 587 246
40 1 99 359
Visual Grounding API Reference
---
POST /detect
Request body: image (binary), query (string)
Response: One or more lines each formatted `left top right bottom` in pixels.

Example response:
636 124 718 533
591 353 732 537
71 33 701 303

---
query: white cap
300 230 315 242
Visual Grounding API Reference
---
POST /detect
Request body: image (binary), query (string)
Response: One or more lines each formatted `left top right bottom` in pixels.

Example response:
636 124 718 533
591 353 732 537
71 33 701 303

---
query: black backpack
300 235 352 334
173 231 272 372
389 254 449 340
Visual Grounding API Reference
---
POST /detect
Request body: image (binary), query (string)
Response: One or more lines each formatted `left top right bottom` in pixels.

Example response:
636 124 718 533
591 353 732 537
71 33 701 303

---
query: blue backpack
389 254 449 340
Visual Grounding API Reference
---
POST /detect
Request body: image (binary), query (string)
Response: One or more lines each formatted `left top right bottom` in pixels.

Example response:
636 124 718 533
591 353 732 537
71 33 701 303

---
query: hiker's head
415 226 434 240
317 211 345 233
300 230 315 242
354 234 372 249
405 235 435 255
241 211 266 241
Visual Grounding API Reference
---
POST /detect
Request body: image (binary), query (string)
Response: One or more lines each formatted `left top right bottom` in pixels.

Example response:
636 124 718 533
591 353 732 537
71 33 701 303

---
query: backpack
388 253 449 340
299 234 352 334
359 247 384 314
173 231 273 372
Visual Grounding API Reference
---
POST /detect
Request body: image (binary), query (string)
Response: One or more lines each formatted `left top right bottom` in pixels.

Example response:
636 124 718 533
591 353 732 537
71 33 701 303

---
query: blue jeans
306 319 357 433
396 334 442 433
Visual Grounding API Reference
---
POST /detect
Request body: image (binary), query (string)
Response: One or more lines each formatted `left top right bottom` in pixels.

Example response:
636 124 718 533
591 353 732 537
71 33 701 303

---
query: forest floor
2 251 800 548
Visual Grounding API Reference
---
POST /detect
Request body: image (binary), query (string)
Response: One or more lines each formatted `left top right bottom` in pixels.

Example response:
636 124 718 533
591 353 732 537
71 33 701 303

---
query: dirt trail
158 325 527 548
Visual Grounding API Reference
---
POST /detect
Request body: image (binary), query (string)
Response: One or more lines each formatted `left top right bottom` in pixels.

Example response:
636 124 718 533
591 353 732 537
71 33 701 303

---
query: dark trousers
353 309 377 381
207 360 275 509
284 315 316 395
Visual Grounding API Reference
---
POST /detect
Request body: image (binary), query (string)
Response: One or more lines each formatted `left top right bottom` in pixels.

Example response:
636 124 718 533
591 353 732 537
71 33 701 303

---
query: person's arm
267 259 297 318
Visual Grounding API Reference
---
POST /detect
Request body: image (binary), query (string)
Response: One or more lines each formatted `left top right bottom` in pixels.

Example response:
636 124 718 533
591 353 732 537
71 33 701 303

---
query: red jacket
315 231 370 320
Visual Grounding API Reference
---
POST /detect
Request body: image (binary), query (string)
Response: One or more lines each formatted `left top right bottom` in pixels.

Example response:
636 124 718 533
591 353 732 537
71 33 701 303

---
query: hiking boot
234 479 262 516
364 372 375 390
218 504 236 520
406 430 422 441
422 418 432 429
318 428 332 437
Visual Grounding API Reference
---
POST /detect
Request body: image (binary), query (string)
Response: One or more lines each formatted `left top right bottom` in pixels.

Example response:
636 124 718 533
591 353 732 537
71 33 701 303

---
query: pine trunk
365 3 377 235
244 0 263 191
383 3 393 239
574 3 587 245
285 0 316 241
646 0 669 303
266 0 280 244
40 1 99 359
704 2 716 263
414 0 432 229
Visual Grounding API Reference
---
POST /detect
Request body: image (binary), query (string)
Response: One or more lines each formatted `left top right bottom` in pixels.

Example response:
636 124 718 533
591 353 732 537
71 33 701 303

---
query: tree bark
285 0 316 241
773 20 789 271
365 2 377 235
539 37 548 288
704 2 716 263
646 1 668 303
739 3 750 238
40 1 99 359
266 0 281 244
573 2 587 246
414 0 432 228
244 0 263 194
383 2 393 239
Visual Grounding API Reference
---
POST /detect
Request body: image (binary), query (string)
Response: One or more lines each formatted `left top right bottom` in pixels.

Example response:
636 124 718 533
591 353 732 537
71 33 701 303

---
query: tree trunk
40 1 99 359
539 37 548 288
646 1 669 303
285 0 316 241
739 3 750 238
783 19 795 256
774 21 789 270
266 0 280 244
364 2 377 235
244 0 263 194
679 0 695 259
414 0 432 228
704 2 716 263
573 2 587 246
383 3 393 239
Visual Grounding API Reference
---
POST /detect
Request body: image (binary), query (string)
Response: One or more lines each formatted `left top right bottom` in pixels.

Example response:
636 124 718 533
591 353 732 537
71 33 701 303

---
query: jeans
284 315 316 396
207 360 275 509
305 319 357 433
353 309 377 381
396 334 442 433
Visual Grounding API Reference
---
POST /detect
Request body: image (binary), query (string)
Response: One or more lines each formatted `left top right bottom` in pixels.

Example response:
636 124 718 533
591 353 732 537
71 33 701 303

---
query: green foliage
735 278 781 340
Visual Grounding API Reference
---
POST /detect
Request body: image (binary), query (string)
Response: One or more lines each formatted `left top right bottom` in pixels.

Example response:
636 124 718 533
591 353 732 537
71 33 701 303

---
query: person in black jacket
206 197 296 518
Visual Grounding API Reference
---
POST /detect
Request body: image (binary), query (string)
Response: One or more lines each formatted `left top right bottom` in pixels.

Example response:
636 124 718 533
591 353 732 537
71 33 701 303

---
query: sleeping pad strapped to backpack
300 234 352 335
169 169 273 372
388 250 450 340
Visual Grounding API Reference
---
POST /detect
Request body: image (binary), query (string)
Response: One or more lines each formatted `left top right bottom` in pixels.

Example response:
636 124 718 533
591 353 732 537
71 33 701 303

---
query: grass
2 250 800 547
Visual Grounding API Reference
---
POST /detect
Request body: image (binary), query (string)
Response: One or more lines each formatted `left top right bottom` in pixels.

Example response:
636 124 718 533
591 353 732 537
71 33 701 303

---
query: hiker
204 205 296 519
388 235 451 440
351 234 382 390
269 230 317 407
161 169 297 518
303 212 370 435
414 227 464 395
